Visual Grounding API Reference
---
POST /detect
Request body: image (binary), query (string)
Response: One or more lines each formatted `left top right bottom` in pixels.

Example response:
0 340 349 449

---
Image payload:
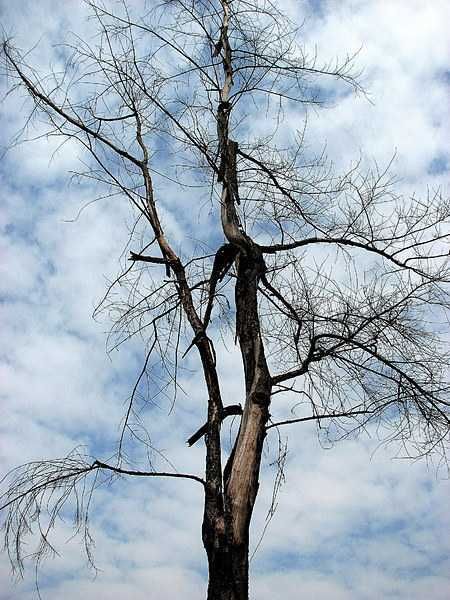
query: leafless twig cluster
1 1 449 596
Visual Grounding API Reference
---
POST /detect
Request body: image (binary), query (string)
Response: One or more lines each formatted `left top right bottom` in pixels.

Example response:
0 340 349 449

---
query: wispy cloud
1 1 449 599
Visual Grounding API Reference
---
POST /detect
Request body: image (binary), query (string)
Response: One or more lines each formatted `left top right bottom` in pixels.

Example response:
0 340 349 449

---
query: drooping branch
1 455 205 513
202 243 239 329
0 451 204 575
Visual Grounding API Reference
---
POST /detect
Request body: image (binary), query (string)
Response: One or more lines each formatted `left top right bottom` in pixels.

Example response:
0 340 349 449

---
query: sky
1 1 450 599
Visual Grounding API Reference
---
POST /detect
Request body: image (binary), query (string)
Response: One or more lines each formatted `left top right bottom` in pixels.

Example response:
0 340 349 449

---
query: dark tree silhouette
1 1 449 599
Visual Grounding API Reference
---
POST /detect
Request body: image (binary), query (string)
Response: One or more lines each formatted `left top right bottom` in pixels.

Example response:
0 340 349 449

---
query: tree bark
202 246 272 600
201 3 272 596
205 542 249 600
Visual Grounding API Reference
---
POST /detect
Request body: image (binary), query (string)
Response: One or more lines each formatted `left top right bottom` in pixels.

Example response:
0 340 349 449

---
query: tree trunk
202 247 271 600
206 542 249 600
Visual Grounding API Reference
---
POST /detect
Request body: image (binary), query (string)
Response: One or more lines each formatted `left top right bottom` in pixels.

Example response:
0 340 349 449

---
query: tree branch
129 251 169 265
266 409 375 430
91 460 205 486
259 236 444 277
2 42 143 169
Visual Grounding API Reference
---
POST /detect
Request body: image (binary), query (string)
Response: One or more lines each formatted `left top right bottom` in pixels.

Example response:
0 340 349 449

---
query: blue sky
1 1 450 599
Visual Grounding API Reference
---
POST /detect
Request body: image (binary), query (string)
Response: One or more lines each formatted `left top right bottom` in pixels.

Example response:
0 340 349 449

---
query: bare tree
1 1 449 599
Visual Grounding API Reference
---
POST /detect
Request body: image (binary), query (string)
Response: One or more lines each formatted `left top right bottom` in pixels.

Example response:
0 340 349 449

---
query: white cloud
296 0 450 180
1 1 449 599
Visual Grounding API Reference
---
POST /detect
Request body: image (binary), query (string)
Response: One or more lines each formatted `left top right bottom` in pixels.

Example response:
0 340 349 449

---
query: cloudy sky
1 1 449 599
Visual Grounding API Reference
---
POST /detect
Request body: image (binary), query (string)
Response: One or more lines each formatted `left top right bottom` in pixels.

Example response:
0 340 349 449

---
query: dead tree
1 1 449 599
